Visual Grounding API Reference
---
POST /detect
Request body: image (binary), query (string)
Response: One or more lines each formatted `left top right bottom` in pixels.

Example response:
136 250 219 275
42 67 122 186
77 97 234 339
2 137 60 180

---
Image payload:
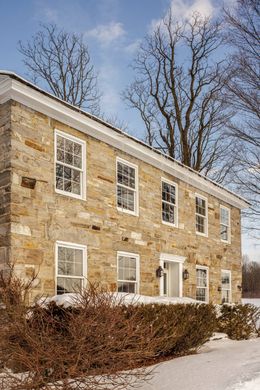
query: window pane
162 182 175 204
220 224 228 241
196 288 206 302
57 149 65 162
118 256 136 282
221 208 229 225
117 186 135 212
57 135 64 150
162 202 175 224
57 277 83 295
65 139 73 153
55 134 84 197
65 152 73 165
117 162 135 189
196 197 206 216
118 282 136 293
196 215 205 233
196 269 208 287
58 246 83 277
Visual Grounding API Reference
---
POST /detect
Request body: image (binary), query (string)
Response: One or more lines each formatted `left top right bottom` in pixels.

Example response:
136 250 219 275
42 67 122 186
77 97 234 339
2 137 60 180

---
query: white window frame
221 269 232 303
54 129 86 200
55 241 87 294
196 265 209 303
220 205 231 244
195 194 208 237
161 178 178 228
116 157 139 216
117 251 140 294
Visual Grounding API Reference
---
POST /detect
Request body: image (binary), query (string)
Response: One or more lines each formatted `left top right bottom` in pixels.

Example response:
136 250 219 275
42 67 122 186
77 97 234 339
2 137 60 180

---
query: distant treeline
242 260 260 298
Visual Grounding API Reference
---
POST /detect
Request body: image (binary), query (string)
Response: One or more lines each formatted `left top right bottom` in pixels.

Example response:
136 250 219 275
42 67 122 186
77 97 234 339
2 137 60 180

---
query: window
195 195 208 236
162 179 178 226
117 252 139 293
55 130 86 199
221 270 231 303
220 206 231 243
116 158 138 215
196 266 209 302
56 241 86 294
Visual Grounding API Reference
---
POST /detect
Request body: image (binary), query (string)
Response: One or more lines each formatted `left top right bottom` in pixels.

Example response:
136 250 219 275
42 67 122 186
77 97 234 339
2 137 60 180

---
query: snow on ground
242 298 260 308
139 337 260 390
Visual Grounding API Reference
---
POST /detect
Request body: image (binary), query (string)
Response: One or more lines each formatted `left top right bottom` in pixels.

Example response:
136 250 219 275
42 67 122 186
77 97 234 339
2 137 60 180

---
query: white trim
161 178 178 228
55 241 87 294
196 265 209 303
221 269 232 303
117 251 140 294
0 73 249 210
220 205 231 244
54 129 86 200
195 193 208 237
160 253 186 263
116 157 139 216
159 253 186 297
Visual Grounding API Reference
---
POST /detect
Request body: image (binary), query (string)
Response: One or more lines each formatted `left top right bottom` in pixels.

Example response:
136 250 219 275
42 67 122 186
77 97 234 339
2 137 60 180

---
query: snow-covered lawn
139 336 260 390
242 298 260 308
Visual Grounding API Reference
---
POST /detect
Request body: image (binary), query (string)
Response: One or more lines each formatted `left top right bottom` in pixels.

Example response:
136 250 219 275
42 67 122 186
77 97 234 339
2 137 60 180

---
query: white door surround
159 253 186 297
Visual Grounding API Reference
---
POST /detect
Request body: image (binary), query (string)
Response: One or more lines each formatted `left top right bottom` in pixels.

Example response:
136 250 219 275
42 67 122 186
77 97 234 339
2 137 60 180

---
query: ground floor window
221 270 231 303
196 266 209 302
117 252 139 293
56 241 87 294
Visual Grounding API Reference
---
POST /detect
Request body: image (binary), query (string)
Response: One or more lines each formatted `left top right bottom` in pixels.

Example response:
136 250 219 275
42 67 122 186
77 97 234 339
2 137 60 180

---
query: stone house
0 72 249 303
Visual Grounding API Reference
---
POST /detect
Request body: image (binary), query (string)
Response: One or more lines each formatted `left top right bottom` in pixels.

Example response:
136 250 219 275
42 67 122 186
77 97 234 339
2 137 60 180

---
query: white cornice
0 72 249 209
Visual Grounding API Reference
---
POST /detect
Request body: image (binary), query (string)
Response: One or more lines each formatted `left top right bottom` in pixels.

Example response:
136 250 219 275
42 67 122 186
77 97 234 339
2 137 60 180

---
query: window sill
196 231 208 238
117 207 139 217
162 220 178 228
55 188 86 201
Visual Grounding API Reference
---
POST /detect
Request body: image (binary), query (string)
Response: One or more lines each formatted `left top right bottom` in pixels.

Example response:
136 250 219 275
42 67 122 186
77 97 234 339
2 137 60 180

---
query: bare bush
0 272 159 390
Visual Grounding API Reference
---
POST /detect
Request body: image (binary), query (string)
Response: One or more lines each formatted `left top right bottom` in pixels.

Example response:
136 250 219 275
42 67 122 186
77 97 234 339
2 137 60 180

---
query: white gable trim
0 74 249 209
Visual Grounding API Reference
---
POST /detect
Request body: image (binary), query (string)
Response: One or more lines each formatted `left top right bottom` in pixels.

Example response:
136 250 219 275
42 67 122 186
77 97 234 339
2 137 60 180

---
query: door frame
159 253 186 297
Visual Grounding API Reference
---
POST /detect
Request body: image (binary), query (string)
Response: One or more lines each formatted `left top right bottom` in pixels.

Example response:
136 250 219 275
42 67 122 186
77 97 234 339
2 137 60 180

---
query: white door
160 254 186 297
163 262 170 296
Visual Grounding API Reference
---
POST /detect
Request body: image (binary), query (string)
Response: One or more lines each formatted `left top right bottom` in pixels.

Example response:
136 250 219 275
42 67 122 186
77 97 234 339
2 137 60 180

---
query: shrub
133 303 216 357
216 304 260 340
0 283 158 390
0 269 217 389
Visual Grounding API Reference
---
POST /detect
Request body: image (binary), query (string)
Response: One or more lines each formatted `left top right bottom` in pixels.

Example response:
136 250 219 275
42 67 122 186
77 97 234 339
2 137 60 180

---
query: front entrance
159 253 186 297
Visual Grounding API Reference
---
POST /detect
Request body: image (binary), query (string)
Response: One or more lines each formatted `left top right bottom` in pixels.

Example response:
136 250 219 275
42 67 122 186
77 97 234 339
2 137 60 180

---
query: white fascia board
0 75 249 210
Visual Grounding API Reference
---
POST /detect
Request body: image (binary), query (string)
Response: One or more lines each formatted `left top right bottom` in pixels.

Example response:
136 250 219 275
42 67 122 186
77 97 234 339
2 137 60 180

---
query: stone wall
0 101 11 268
4 101 242 302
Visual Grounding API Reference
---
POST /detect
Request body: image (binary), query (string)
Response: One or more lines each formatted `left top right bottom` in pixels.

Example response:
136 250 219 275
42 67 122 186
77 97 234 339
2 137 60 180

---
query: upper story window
196 266 209 302
220 206 231 243
117 252 139 293
195 195 208 236
161 179 178 227
56 241 87 294
221 270 231 303
55 130 86 200
116 158 138 216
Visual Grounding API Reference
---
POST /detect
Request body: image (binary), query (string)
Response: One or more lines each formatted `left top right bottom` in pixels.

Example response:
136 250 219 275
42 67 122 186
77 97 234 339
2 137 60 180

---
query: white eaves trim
0 72 249 210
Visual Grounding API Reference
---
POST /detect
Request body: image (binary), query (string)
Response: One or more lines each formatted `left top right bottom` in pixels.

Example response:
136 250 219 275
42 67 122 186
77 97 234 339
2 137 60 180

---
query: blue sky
0 0 258 261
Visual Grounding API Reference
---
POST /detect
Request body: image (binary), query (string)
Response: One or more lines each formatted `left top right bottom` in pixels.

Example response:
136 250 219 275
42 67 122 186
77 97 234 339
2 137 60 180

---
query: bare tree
242 255 260 297
123 12 235 183
19 24 101 115
224 0 260 234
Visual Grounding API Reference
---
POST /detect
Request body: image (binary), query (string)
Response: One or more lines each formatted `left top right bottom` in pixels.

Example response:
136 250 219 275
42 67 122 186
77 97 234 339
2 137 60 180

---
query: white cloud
85 22 126 45
124 39 142 54
150 0 215 31
171 0 215 19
